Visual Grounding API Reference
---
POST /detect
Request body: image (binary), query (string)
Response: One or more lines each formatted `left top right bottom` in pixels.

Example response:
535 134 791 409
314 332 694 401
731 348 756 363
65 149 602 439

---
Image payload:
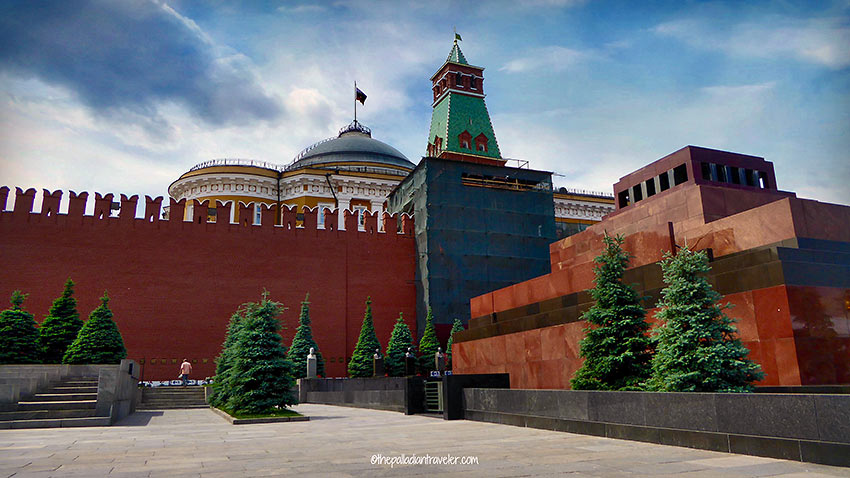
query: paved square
1 404 849 477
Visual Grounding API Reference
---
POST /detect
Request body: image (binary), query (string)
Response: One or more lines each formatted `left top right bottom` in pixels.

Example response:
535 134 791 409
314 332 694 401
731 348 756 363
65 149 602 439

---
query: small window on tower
470 77 477 89
458 131 472 150
474 133 488 153
455 72 463 87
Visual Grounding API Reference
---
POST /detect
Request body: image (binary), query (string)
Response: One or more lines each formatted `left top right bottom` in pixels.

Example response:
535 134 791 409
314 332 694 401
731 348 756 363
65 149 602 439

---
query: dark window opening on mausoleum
659 171 670 191
699 161 770 189
632 184 643 202
646 178 656 197
618 190 630 208
673 164 688 185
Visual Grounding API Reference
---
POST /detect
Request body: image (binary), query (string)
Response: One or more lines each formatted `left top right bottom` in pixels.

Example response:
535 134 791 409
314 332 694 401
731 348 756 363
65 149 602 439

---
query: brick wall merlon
0 186 415 238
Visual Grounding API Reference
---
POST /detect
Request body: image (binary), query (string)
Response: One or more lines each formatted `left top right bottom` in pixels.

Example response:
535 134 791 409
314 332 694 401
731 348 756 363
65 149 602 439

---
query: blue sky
1 0 848 205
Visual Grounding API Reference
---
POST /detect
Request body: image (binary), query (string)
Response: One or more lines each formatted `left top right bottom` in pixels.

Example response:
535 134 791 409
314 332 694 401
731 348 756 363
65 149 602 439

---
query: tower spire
426 36 502 165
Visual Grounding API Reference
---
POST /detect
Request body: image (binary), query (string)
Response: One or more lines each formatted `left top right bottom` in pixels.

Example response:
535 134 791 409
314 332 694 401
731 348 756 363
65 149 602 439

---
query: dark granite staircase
137 386 207 409
0 377 110 429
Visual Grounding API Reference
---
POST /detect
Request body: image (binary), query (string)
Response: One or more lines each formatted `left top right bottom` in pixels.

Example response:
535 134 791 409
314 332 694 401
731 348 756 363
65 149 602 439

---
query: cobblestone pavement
1 404 849 477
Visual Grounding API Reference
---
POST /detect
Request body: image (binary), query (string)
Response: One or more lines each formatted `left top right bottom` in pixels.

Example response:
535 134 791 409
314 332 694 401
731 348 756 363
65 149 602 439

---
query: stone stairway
0 377 110 429
137 386 207 409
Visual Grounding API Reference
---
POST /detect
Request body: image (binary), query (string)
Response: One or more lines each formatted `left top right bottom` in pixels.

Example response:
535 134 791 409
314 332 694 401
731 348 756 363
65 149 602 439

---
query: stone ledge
210 406 309 425
464 408 850 467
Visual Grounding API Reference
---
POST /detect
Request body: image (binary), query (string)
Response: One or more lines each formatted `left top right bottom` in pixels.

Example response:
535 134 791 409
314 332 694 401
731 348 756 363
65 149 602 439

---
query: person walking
179 358 192 386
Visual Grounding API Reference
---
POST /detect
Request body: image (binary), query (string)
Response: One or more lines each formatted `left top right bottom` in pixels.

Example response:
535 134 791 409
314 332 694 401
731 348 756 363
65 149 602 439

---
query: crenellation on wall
14 187 36 218
42 189 62 218
119 194 138 222
68 191 89 218
144 196 162 223
215 200 232 229
93 192 113 220
1 187 415 240
344 209 359 232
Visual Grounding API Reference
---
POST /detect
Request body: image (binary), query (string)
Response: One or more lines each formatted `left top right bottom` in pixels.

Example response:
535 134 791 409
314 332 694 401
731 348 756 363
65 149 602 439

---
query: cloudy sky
1 0 848 206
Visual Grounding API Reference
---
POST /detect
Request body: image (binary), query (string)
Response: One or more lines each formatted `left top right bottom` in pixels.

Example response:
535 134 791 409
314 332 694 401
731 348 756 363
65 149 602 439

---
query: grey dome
288 121 415 172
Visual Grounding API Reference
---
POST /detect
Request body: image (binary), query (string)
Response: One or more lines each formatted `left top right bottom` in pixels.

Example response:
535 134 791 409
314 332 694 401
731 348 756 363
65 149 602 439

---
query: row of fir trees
346 299 465 378
0 279 127 365
571 234 764 392
210 291 469 414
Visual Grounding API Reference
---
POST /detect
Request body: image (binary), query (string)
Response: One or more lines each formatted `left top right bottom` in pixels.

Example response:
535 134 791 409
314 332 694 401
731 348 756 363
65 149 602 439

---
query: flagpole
354 81 357 123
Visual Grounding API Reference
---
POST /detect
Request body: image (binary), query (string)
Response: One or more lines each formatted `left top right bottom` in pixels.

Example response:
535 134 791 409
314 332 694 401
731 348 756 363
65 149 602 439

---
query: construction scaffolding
388 157 556 337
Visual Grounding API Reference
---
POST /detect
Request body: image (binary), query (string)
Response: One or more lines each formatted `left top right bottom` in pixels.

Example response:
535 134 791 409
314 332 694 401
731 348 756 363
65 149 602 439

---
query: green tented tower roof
446 41 468 65
427 39 503 164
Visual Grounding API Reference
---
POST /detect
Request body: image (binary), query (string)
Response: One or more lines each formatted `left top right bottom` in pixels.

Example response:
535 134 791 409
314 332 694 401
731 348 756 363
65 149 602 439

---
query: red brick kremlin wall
457 149 850 389
0 187 417 380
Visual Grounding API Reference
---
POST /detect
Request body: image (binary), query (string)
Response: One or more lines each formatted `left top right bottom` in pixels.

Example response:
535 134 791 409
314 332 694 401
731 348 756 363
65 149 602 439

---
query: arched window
470 77 477 89
455 72 463 87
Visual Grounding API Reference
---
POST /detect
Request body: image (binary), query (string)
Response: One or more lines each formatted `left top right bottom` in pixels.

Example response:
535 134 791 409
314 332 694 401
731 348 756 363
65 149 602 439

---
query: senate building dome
289 120 414 174
168 120 416 230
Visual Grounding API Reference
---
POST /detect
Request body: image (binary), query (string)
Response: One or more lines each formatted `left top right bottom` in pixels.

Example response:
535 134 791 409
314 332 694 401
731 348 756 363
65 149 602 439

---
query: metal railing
188 158 286 172
554 187 614 199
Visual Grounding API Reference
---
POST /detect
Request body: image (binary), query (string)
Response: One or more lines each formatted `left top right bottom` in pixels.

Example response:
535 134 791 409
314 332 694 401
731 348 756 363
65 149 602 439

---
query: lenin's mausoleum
1 40 848 388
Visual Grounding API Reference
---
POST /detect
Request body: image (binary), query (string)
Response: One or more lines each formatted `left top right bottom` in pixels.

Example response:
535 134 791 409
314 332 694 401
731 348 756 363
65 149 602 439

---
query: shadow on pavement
114 411 164 426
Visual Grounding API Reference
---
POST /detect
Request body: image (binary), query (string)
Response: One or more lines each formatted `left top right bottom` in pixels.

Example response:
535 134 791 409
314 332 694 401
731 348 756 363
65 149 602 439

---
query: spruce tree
210 308 247 407
287 293 325 378
446 318 464 370
385 313 413 377
226 294 297 413
348 297 381 378
571 234 652 390
418 307 440 374
63 292 127 364
39 279 83 363
647 246 764 392
0 291 42 364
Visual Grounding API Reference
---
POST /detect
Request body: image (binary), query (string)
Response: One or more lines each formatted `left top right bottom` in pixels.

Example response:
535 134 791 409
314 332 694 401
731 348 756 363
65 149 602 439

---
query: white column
337 197 351 230
370 199 384 232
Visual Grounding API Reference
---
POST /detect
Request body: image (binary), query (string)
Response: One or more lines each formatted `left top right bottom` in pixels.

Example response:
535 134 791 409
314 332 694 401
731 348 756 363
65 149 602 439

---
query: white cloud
654 16 850 69
500 46 592 73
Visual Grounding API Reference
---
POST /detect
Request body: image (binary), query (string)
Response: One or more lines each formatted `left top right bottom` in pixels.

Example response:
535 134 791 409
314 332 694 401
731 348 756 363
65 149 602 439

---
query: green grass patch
219 406 302 419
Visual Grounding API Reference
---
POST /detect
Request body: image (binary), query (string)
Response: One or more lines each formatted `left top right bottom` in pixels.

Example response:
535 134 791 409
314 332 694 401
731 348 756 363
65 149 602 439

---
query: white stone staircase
0 377 110 429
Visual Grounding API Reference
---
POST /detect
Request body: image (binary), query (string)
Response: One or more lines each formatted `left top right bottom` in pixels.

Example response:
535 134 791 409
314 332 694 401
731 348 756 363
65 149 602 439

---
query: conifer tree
446 318 464 370
63 292 127 364
39 279 83 363
418 307 440 374
348 297 381 378
647 246 764 392
226 293 297 413
0 291 42 364
571 234 652 390
385 313 413 377
210 308 247 407
288 293 325 378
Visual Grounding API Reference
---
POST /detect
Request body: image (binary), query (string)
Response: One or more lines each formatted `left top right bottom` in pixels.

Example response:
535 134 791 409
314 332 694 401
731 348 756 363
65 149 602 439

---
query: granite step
0 416 111 429
50 386 98 393
16 400 97 411
28 393 98 402
0 409 96 421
